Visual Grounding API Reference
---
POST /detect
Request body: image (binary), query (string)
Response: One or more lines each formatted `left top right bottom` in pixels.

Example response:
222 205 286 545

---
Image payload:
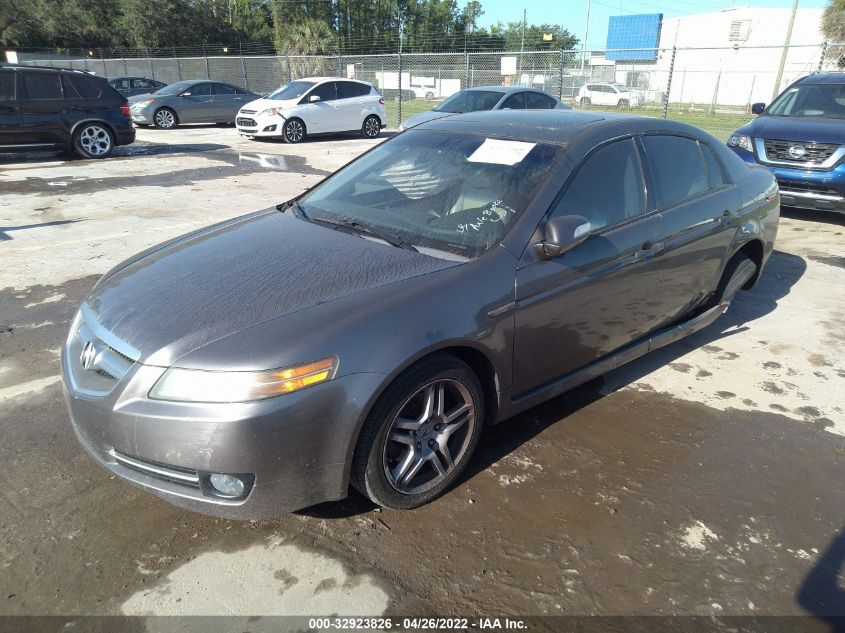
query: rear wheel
580 97 591 107
361 115 381 139
617 98 630 107
282 118 305 143
153 107 177 129
351 354 484 509
714 251 758 304
73 123 114 159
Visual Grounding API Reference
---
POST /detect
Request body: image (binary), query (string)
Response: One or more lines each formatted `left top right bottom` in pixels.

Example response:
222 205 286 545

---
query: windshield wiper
311 216 418 252
276 199 310 220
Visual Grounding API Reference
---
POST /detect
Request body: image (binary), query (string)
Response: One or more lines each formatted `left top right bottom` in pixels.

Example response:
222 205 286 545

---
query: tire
714 251 758 304
618 99 630 107
580 97 591 107
282 118 305 143
361 115 381 139
72 123 114 159
153 107 177 129
425 91 435 101
351 353 484 510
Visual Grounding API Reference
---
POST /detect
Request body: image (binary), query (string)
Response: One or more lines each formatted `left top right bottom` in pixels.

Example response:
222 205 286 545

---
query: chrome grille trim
79 303 140 361
754 138 845 171
110 450 200 486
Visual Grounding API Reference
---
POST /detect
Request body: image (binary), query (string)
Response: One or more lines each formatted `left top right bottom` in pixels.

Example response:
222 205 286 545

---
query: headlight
728 133 753 152
149 357 337 403
132 99 154 109
259 107 285 117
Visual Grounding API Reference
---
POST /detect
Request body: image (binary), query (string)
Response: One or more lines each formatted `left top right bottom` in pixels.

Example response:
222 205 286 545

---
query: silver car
399 85 571 130
129 80 259 128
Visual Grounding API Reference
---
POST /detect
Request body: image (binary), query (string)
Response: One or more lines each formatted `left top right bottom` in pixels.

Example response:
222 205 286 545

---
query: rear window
66 74 102 98
526 92 556 109
0 71 15 101
21 72 63 99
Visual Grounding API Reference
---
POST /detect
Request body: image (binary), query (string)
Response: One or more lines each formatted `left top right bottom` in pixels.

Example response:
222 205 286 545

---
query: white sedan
236 77 386 143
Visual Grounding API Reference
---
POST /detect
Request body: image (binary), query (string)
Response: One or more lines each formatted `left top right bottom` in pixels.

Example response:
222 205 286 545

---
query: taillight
378 97 385 105
119 103 131 117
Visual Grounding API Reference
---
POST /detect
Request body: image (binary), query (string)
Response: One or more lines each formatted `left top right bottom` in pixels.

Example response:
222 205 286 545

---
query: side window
114 79 131 90
67 75 102 99
21 72 63 99
310 82 337 102
234 86 249 94
213 83 237 95
0 71 17 101
61 76 82 98
526 92 556 109
642 135 708 207
185 83 212 96
337 81 360 99
133 79 155 89
701 142 727 188
551 138 645 231
501 93 526 109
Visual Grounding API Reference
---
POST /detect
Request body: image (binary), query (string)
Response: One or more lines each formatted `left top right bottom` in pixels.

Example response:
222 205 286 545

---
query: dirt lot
1 125 844 627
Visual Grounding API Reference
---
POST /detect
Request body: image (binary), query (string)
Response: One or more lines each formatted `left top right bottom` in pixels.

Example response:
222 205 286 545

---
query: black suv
0 65 135 159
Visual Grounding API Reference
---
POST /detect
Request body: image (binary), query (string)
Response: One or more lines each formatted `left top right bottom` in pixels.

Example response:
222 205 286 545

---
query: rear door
0 70 22 146
18 71 69 145
640 134 741 319
177 82 214 122
335 81 363 130
512 137 664 394
211 83 244 122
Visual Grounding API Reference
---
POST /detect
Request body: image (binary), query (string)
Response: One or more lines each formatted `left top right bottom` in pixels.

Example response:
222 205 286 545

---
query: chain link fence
15 42 839 138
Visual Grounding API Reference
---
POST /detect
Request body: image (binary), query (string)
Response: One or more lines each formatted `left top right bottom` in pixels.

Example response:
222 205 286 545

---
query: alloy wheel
155 109 175 128
364 116 380 138
285 119 304 142
382 379 476 495
78 125 111 156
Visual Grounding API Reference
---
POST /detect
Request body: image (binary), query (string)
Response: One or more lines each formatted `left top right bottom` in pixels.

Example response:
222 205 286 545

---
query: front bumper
62 352 386 519
236 114 283 137
730 146 845 214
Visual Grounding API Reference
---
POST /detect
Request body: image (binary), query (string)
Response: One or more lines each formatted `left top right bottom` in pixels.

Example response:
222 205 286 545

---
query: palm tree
274 17 336 55
822 0 845 68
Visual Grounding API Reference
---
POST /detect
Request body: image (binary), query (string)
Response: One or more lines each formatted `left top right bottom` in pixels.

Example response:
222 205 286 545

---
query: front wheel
282 118 305 143
153 107 177 129
361 115 381 139
714 251 758 304
351 354 484 509
73 123 114 159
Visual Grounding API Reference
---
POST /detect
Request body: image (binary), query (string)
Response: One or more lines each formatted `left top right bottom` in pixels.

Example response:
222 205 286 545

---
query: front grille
65 306 138 397
777 179 843 197
237 117 257 127
111 450 201 489
763 139 839 165
239 109 257 114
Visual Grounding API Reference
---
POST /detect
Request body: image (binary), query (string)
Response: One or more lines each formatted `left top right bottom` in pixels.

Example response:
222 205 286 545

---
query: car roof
462 85 544 94
415 109 711 146
298 76 372 84
109 76 159 81
798 72 845 85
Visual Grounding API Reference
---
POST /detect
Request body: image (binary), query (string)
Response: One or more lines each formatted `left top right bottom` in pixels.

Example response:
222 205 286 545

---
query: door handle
636 241 664 259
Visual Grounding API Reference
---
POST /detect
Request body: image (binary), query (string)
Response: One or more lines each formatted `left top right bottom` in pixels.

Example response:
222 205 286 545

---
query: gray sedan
62 110 778 518
129 80 259 128
400 85 571 130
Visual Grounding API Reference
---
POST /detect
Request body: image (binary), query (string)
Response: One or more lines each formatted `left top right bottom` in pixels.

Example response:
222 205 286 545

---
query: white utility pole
579 0 591 79
772 0 799 102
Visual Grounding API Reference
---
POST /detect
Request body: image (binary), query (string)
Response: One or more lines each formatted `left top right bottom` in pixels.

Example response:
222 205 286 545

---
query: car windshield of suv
267 81 316 100
433 90 503 113
767 83 845 119
297 130 561 259
154 81 193 96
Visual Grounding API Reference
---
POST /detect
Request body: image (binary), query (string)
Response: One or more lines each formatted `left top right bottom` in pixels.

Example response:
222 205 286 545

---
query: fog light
263 124 277 132
209 473 245 497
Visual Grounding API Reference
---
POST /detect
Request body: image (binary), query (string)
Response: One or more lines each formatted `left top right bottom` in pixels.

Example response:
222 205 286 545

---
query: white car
236 77 386 143
577 83 643 108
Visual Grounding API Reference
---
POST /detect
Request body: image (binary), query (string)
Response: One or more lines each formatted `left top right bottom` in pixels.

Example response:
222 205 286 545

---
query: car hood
739 115 845 144
85 210 459 367
239 96 300 113
402 110 453 129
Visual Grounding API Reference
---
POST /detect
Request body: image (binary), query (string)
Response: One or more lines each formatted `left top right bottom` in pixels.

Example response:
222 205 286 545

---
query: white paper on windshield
467 138 536 166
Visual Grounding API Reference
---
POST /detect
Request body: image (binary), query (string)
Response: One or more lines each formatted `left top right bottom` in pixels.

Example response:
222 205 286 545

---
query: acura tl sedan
63 110 779 518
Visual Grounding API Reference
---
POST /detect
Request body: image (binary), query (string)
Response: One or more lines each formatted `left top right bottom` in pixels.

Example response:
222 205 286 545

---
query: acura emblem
788 145 807 159
80 340 97 370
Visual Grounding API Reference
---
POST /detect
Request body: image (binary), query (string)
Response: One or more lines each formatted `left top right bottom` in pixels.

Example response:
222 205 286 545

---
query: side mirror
751 102 765 114
537 215 591 259
309 94 321 103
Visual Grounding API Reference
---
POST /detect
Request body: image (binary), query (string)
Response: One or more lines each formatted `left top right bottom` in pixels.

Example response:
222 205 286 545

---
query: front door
303 81 339 133
512 137 666 395
178 82 215 122
0 70 22 146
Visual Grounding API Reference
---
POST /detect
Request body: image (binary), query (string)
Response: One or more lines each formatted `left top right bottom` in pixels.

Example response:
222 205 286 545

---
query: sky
477 0 829 49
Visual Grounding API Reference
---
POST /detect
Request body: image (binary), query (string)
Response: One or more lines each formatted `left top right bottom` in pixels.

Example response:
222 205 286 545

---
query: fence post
147 48 155 80
558 49 564 100
286 55 292 82
709 69 722 115
817 41 829 73
240 43 249 90
203 45 210 79
398 51 403 127
175 47 182 81
661 46 676 119
122 52 128 75
464 52 469 89
100 48 107 76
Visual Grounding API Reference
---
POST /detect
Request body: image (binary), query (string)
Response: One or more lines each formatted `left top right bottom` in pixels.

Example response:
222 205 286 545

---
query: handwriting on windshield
456 200 515 233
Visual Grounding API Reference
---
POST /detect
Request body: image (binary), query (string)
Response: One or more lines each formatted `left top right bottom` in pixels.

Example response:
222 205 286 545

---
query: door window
213 83 237 95
501 93 526 109
338 81 367 99
132 78 156 89
309 82 337 102
700 142 727 188
551 138 645 231
526 92 556 109
0 71 16 101
642 135 709 208
66 74 102 98
21 72 63 99
184 83 212 96
61 76 82 98
114 79 131 90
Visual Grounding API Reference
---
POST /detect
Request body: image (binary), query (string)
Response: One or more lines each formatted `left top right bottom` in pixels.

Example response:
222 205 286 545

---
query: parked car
62 110 779 518
399 86 570 130
727 72 845 214
235 77 386 143
129 80 259 128
0 64 135 159
578 82 643 108
108 76 166 97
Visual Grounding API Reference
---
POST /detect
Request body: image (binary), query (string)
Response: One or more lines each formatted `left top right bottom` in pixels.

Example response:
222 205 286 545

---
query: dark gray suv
62 110 779 518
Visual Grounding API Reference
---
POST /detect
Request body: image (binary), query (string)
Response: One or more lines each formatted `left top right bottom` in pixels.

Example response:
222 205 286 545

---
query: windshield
267 81 316 101
154 81 193 96
298 130 561 259
768 83 845 119
433 90 503 113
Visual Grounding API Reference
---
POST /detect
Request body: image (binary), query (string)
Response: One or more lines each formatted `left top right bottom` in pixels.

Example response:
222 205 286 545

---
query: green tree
274 15 336 54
